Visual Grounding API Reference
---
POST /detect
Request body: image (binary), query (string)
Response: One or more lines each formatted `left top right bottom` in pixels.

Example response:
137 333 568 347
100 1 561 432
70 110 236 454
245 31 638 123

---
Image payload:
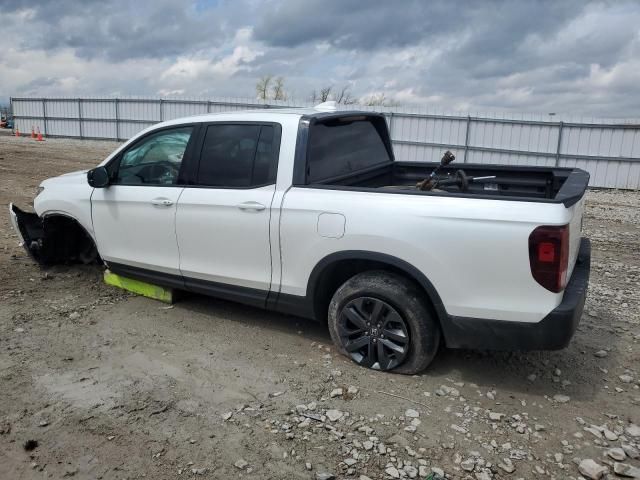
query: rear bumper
442 237 591 350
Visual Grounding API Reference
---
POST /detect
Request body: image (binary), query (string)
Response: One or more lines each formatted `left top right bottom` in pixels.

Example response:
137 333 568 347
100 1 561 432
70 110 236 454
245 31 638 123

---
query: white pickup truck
10 102 591 374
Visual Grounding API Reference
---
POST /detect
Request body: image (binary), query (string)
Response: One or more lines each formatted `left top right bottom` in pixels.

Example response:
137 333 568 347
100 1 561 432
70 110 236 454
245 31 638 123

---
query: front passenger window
115 126 193 185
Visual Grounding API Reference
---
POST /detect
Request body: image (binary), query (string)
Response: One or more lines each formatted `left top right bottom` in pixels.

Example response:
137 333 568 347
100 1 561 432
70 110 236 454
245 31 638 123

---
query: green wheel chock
104 269 175 304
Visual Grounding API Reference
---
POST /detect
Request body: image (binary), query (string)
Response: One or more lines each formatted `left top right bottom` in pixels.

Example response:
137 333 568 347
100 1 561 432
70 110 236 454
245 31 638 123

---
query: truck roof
156 102 380 128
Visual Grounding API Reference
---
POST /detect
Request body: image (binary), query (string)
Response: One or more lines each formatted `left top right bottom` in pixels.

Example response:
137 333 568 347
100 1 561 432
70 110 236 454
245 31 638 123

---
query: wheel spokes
382 327 408 345
338 297 410 371
345 335 370 352
343 303 368 330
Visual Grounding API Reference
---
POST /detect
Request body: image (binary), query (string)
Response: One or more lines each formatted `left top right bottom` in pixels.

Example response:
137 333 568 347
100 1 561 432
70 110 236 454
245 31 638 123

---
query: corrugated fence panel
163 101 209 120
82 100 116 120
466 150 556 167
17 118 47 133
13 99 44 117
82 119 117 139
46 100 79 118
393 115 466 145
393 143 463 163
118 121 155 139
118 100 160 121
469 120 558 153
9 96 640 189
46 119 80 137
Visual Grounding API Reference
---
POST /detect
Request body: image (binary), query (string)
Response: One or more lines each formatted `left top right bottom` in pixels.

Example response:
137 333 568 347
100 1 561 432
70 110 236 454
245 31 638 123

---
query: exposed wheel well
309 253 445 325
40 214 99 264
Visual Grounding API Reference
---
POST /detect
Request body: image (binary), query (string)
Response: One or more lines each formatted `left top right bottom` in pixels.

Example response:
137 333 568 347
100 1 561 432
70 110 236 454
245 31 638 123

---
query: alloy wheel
337 296 410 370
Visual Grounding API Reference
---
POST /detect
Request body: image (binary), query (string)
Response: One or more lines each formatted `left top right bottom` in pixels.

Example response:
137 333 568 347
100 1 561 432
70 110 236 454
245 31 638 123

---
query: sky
1 0 640 116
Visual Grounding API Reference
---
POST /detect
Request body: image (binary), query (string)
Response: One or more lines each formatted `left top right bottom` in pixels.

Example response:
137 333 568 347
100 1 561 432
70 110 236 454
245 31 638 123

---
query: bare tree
361 93 395 107
256 75 273 101
335 86 356 105
271 77 287 101
319 86 333 102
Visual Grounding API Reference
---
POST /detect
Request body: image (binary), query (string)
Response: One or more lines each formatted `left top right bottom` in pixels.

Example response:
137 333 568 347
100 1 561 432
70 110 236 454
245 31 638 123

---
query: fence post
207 101 212 113
115 98 120 141
9 96 13 133
387 112 395 141
78 98 83 139
462 115 471 163
159 99 164 122
42 99 48 136
555 121 564 167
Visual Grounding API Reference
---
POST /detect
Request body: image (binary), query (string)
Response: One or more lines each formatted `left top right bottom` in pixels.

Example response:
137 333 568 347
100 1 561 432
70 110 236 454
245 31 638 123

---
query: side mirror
87 166 110 188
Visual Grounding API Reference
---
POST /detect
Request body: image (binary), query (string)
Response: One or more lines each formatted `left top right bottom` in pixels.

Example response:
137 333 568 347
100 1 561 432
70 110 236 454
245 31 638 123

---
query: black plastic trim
268 250 448 324
107 262 186 290
183 277 268 308
106 262 268 308
441 238 591 350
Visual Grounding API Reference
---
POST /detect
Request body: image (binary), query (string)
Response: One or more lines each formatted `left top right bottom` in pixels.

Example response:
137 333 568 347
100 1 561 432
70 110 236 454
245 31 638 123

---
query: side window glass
197 124 277 187
115 127 193 185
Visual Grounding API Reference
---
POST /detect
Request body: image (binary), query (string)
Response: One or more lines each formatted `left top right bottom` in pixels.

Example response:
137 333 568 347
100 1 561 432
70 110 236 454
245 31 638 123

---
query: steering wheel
147 162 179 183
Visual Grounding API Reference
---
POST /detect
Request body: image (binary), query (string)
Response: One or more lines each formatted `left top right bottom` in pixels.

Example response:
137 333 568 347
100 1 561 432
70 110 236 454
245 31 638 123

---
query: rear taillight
529 225 569 293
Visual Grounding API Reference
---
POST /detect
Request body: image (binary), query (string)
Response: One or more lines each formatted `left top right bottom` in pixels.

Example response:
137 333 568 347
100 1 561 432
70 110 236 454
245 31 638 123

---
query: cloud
1 0 639 117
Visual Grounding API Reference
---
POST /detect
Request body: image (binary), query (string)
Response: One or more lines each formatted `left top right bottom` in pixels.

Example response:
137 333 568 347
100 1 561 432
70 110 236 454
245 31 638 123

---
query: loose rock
613 462 640 478
553 394 570 403
578 459 607 480
606 447 626 461
234 459 248 470
325 409 343 422
404 408 419 418
330 388 343 398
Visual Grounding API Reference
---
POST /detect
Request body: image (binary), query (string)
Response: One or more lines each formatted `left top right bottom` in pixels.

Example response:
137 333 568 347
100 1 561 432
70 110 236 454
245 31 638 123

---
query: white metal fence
10 96 640 189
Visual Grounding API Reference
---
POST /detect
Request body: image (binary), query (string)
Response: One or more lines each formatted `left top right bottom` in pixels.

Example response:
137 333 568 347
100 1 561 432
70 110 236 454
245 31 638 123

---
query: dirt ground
1 130 639 480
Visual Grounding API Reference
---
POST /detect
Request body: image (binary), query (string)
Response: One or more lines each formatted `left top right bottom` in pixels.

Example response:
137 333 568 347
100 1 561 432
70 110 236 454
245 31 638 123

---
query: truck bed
314 162 589 207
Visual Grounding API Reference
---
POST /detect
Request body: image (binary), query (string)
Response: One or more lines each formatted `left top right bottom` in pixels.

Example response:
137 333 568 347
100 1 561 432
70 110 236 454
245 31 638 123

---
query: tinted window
197 124 278 187
115 127 193 185
307 118 391 183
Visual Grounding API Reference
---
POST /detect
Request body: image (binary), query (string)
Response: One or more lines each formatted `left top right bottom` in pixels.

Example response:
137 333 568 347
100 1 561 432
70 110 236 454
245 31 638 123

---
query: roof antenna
314 101 337 112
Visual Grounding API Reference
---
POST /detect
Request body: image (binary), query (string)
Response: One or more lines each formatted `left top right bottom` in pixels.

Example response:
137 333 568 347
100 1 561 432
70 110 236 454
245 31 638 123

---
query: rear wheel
327 271 440 374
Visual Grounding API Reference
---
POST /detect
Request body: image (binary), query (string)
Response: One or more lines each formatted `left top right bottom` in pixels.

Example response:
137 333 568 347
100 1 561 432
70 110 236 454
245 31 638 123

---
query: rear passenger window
307 118 391 183
197 124 278 187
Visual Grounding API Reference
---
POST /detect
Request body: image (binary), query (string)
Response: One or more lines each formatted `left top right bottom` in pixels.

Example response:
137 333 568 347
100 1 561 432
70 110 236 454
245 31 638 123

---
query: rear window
307 117 392 183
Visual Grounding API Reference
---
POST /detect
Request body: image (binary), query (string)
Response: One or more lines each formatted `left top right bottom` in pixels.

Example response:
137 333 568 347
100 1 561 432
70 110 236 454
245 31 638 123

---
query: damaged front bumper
9 203 46 262
9 203 98 265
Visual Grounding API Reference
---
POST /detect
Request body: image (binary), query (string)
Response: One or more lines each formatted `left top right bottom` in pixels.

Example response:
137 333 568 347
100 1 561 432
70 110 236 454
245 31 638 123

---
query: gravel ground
1 132 639 480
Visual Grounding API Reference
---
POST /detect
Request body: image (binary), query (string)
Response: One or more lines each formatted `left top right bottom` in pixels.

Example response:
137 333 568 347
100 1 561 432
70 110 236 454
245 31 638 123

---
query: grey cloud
2 0 229 61
2 0 640 116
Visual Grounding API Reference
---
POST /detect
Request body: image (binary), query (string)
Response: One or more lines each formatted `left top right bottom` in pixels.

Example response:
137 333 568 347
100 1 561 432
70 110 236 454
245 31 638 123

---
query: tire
327 270 440 374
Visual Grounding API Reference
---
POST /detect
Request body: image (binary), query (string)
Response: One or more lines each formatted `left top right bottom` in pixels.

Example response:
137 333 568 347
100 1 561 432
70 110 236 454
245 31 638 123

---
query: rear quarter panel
280 188 574 323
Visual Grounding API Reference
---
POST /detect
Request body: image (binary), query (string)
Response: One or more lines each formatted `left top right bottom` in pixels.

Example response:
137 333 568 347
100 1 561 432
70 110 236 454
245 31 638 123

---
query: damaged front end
9 204 98 265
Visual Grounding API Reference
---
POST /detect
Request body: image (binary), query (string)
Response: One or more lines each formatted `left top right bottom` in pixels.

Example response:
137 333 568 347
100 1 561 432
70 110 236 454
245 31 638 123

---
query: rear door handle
237 201 266 211
151 198 174 207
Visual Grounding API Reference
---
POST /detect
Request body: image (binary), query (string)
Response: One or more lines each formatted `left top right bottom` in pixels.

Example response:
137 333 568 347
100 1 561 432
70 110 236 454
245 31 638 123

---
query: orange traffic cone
14 128 20 137
31 126 36 138
36 128 44 141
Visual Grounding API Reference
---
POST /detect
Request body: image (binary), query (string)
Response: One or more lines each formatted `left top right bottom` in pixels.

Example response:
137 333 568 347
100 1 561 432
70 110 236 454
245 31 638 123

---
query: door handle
237 201 266 211
151 198 174 207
